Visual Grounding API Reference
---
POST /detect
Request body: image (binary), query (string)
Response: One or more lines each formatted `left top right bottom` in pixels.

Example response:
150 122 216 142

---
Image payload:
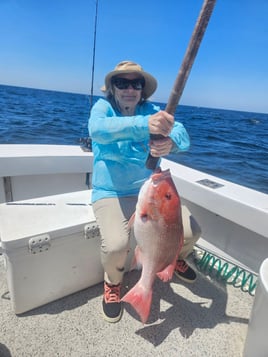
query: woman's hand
148 110 174 137
149 137 173 157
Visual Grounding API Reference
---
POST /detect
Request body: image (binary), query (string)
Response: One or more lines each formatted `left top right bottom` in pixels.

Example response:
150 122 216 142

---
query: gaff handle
145 134 165 170
145 0 217 171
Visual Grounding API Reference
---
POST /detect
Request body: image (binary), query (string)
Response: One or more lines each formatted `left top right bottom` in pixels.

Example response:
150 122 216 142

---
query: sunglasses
112 77 145 90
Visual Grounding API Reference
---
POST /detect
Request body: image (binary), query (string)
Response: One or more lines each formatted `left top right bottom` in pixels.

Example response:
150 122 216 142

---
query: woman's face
112 73 143 111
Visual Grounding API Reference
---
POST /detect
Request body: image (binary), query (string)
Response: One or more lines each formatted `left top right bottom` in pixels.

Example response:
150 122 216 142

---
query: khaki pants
93 196 201 285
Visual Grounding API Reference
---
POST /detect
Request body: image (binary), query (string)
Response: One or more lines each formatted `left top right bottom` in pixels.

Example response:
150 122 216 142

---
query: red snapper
122 168 184 323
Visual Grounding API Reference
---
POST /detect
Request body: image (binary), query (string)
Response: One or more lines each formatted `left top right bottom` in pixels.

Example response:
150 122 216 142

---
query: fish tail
121 283 152 324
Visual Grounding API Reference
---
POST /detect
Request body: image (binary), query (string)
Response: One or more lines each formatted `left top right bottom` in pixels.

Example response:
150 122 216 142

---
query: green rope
194 249 257 296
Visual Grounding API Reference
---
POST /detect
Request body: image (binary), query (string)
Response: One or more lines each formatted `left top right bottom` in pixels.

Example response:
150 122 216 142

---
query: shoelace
104 283 121 303
176 260 189 273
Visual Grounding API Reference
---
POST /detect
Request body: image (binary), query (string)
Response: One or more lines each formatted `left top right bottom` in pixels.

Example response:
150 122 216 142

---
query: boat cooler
0 190 105 314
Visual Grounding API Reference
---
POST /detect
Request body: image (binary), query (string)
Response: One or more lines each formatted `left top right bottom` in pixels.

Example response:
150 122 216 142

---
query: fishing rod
80 0 98 151
146 0 217 170
89 0 99 111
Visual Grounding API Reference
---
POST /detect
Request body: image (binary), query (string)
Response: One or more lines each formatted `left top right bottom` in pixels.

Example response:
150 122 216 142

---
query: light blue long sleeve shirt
88 98 190 202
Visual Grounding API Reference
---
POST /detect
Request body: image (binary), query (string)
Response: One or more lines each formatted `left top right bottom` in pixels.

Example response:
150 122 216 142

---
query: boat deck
0 254 254 357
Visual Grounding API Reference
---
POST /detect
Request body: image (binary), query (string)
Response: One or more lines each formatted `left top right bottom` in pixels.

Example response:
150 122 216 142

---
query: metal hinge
28 234 51 254
84 222 100 240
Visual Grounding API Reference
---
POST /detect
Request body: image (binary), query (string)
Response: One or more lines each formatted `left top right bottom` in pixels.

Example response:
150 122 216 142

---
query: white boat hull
1 144 267 274
0 144 267 355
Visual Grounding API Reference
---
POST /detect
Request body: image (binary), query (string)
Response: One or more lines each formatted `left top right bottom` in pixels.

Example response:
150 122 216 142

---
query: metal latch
84 222 100 239
28 234 51 254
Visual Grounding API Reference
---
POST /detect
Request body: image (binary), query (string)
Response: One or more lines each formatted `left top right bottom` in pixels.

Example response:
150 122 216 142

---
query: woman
88 61 201 323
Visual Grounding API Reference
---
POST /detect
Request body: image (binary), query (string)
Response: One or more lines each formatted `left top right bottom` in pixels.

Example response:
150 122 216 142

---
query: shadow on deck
0 255 253 357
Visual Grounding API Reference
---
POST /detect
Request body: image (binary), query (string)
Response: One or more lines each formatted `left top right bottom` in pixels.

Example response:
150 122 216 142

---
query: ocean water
1 84 267 194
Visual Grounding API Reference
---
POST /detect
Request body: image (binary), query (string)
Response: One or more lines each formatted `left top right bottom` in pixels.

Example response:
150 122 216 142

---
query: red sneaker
174 260 196 283
102 282 123 323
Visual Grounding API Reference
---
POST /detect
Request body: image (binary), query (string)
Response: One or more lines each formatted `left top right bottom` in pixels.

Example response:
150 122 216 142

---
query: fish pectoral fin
157 263 176 282
127 212 136 229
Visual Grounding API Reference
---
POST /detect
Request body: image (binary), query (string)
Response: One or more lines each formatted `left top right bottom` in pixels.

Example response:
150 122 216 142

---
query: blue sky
1 0 268 113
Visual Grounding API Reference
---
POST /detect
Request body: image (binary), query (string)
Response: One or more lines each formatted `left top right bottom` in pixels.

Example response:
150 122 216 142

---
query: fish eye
165 193 172 200
141 213 148 222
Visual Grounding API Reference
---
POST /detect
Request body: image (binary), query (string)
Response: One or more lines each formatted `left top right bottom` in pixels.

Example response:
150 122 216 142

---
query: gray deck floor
0 254 254 357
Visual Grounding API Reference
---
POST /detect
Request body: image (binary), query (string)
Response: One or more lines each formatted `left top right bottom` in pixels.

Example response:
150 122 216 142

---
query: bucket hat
101 61 157 99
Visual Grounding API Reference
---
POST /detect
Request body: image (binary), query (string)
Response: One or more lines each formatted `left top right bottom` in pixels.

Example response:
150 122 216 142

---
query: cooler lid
0 190 94 250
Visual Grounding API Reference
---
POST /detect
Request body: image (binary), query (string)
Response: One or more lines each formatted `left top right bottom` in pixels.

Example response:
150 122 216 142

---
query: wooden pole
146 0 217 170
166 0 217 115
